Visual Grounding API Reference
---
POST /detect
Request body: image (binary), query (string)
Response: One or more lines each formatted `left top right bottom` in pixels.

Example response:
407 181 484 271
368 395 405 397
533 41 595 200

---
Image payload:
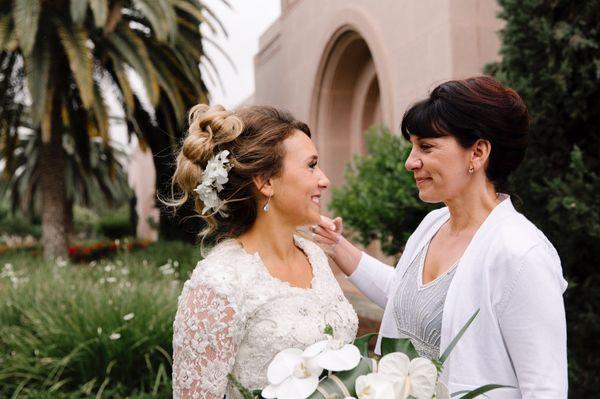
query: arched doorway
312 29 383 195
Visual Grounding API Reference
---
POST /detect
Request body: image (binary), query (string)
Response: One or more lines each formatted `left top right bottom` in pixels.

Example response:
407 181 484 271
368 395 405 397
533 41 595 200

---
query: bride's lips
311 195 321 206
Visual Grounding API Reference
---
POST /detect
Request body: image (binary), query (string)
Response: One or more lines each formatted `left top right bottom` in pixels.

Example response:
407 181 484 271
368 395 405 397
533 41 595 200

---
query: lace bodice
172 235 358 399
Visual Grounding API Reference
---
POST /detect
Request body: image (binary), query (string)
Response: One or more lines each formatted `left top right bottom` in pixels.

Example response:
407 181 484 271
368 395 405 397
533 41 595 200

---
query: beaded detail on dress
172 235 358 399
392 241 458 359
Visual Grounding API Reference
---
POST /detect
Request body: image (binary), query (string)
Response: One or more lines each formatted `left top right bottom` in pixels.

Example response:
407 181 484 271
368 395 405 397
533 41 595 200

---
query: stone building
251 0 503 194
128 0 504 244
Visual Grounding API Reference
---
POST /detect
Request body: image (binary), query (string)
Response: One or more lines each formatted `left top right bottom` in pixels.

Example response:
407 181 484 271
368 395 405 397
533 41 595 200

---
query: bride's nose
318 169 330 189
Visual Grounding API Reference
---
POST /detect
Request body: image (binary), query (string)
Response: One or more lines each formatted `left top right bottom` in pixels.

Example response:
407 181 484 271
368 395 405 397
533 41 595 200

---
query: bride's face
270 130 330 226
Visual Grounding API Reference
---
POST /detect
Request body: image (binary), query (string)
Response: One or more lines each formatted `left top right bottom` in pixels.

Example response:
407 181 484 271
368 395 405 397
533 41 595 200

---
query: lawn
0 240 200 399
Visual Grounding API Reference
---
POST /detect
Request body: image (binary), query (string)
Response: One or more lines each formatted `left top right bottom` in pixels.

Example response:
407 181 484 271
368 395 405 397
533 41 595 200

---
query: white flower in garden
434 380 450 399
109 333 121 340
302 336 361 371
355 373 396 399
123 313 135 321
262 348 323 399
378 353 437 399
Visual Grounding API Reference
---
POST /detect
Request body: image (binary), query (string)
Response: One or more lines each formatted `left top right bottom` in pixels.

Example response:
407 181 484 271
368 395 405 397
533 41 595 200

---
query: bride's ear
252 175 274 198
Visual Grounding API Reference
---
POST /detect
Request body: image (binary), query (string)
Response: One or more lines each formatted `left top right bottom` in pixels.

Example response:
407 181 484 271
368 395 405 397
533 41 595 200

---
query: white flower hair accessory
193 149 233 215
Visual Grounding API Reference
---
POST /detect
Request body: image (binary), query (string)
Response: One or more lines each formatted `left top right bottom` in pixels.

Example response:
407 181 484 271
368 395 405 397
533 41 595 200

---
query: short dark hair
400 76 529 193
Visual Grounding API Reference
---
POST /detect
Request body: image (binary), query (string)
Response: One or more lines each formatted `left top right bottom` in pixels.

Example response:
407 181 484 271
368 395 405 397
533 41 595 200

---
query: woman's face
405 135 473 203
270 130 330 226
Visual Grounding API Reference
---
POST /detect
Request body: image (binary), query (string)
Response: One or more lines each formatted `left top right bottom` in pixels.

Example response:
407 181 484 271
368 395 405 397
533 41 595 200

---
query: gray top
392 240 458 359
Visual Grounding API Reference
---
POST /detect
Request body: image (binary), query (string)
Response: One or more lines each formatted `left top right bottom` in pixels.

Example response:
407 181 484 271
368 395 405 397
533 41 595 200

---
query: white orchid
194 182 220 214
378 353 438 399
302 335 361 372
434 381 450 399
262 348 323 399
194 150 233 214
355 373 396 399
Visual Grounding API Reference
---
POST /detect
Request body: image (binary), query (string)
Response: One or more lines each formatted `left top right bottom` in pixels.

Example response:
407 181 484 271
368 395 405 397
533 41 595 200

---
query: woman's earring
468 165 475 174
263 193 272 212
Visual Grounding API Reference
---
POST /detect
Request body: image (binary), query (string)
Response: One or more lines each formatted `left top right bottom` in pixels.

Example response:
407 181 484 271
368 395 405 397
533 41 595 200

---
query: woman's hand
311 215 343 250
311 215 361 276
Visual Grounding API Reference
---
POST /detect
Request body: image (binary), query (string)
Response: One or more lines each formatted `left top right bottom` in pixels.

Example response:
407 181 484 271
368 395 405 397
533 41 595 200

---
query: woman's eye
309 162 317 169
420 144 432 151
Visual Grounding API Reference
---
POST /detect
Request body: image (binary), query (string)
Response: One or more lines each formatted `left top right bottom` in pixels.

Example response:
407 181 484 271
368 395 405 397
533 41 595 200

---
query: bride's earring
263 193 272 212
468 165 474 174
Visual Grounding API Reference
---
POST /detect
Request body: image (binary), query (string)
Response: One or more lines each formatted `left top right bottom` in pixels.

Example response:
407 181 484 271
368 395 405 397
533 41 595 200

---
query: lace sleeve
172 281 246 399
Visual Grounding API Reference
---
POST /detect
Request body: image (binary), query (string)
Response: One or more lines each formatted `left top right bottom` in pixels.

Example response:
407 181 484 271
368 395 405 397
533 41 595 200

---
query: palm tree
0 128 132 237
0 0 228 258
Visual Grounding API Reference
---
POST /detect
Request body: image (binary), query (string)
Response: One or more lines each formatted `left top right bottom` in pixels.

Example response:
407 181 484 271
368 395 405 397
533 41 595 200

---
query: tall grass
0 241 200 398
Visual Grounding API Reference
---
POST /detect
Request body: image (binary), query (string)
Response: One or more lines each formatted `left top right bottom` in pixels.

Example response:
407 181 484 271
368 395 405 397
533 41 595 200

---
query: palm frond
89 0 109 28
107 25 160 105
70 0 89 26
91 81 110 142
12 0 41 55
56 19 94 108
23 38 50 132
132 0 177 43
0 14 15 50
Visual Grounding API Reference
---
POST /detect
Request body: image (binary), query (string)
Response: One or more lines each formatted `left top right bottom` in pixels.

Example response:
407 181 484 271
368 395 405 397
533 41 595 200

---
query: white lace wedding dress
172 235 359 399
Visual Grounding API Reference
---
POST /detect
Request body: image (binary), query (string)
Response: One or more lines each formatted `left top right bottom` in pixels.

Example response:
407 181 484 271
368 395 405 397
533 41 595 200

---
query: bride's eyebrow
304 155 318 163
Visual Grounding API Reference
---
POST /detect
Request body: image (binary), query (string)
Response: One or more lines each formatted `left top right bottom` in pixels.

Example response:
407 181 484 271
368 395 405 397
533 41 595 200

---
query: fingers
332 217 344 234
318 215 336 231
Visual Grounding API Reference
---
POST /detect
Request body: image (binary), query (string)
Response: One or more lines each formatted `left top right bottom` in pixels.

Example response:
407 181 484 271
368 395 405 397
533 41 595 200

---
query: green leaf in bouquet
451 383 514 398
439 309 479 364
307 356 377 398
353 333 377 357
228 373 257 399
380 336 419 359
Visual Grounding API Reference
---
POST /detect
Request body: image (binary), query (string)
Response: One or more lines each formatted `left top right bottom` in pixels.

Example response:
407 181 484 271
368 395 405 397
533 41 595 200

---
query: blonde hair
168 104 311 248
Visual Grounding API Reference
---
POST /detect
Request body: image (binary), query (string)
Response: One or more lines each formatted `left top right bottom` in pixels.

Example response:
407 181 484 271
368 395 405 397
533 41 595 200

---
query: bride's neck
237 212 297 261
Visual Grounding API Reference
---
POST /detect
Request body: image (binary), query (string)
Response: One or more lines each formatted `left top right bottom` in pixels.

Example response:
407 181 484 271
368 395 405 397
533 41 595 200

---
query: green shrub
487 0 600 395
0 202 42 239
96 206 135 239
73 206 99 239
329 125 435 256
0 239 199 398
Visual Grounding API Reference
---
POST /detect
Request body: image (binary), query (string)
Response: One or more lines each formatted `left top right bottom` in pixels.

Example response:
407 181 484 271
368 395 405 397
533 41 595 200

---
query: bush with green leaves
486 0 600 395
0 240 200 398
95 205 136 240
329 125 434 256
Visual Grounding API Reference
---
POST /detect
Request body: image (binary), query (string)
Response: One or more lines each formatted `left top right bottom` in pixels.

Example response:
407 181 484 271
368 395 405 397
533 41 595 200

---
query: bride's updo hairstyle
169 104 311 244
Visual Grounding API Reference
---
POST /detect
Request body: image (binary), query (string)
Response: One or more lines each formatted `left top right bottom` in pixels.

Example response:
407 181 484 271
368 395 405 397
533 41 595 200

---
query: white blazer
347 196 568 398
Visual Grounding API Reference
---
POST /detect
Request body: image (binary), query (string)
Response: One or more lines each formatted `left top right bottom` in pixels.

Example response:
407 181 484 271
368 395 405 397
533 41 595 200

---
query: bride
169 104 358 398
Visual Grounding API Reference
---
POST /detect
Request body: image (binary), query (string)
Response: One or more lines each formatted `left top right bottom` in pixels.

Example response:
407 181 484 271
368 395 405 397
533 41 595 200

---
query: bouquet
230 310 511 399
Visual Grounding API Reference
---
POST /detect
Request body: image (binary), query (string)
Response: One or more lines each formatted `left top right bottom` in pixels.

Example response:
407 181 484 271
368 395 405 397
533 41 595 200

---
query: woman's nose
318 169 330 189
405 150 422 171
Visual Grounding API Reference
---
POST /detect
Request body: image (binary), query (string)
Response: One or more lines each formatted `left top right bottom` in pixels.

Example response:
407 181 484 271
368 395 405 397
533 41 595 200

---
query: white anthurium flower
302 336 361 371
262 348 323 399
434 380 450 399
378 353 438 399
355 372 397 399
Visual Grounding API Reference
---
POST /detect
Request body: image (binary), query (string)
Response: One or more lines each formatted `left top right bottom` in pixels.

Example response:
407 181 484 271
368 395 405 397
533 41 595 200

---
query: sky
110 0 281 149
202 0 281 108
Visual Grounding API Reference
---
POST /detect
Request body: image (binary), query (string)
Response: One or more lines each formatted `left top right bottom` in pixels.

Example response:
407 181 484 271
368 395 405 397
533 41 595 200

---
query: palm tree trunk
40 93 69 259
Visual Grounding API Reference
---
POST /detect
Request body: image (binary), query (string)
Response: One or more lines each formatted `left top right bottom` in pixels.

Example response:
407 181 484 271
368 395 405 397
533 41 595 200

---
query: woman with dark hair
314 76 567 398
